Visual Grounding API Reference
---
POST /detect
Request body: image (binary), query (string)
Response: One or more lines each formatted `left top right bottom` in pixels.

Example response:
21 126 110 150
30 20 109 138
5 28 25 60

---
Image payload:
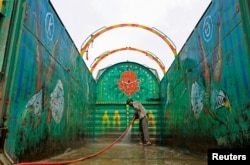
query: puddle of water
41 126 207 165
44 143 207 165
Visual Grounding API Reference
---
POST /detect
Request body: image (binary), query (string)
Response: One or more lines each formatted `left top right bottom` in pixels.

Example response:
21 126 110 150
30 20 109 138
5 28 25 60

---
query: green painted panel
95 62 162 142
0 0 95 162
93 104 161 141
161 0 250 150
96 62 160 103
0 0 14 71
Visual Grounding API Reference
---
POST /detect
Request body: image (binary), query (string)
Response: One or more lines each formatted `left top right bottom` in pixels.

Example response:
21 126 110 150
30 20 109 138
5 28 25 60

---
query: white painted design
50 80 64 124
202 15 213 42
45 12 55 40
191 81 204 115
25 89 43 116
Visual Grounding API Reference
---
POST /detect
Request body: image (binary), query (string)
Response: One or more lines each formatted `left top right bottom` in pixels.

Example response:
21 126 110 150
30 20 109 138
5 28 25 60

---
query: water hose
15 116 136 165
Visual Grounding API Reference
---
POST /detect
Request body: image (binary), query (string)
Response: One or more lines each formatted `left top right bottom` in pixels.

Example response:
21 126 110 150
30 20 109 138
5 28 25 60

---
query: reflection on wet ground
45 142 207 165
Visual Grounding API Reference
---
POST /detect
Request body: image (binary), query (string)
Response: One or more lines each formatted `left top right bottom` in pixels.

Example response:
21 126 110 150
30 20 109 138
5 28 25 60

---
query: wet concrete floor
44 142 208 165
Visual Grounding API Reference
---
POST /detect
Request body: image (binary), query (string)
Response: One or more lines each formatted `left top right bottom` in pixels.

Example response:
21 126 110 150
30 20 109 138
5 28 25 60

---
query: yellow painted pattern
102 110 110 127
148 110 156 133
90 47 165 74
113 110 121 127
148 111 156 127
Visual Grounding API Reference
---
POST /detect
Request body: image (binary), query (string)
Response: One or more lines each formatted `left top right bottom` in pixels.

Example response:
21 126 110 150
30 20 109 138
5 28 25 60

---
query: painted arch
80 23 177 59
90 47 165 74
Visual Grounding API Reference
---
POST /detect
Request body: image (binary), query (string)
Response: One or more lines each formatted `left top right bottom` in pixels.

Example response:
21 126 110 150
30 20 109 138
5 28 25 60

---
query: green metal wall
0 0 12 71
0 0 95 162
160 0 250 151
95 62 162 142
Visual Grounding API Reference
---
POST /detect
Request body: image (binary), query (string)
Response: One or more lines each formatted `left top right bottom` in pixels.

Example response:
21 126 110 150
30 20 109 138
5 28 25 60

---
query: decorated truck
0 0 249 163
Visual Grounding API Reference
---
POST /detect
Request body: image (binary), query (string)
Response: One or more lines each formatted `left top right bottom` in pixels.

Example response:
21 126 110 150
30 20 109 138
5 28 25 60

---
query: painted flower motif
118 71 140 96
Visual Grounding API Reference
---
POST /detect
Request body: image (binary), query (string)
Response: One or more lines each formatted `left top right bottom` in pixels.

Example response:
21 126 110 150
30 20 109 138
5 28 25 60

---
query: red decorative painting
118 71 140 96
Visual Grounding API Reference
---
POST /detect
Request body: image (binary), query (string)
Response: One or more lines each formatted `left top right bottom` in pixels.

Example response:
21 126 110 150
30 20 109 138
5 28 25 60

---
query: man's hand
134 114 139 119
